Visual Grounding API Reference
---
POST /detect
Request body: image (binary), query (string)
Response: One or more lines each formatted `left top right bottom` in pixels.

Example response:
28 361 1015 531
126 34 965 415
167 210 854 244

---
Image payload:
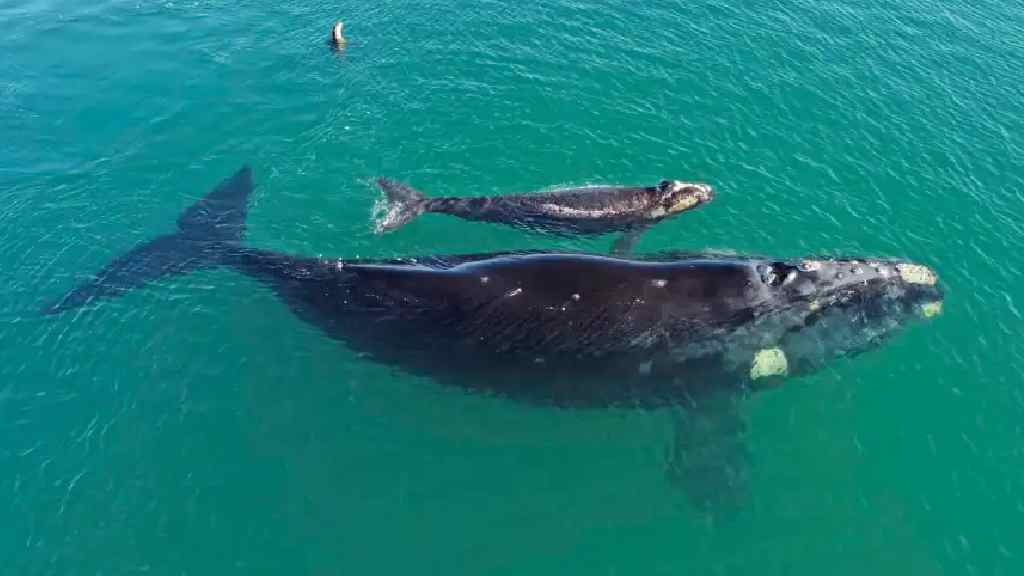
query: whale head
738 257 944 381
656 180 714 216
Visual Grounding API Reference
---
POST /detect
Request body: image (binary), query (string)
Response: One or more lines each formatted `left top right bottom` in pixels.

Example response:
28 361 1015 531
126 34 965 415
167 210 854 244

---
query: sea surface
2 1 1023 574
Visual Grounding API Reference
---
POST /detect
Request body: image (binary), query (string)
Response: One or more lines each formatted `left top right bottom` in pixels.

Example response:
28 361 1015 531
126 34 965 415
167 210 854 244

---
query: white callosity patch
669 181 711 196
664 181 707 212
897 264 938 285
921 301 943 317
750 348 789 379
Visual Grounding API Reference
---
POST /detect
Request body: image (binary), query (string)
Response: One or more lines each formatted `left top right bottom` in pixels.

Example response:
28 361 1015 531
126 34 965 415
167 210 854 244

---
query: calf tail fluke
42 166 254 315
375 178 426 233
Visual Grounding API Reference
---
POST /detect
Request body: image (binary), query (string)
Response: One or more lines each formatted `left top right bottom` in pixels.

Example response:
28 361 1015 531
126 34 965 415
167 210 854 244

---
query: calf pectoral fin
610 225 649 255
665 392 751 513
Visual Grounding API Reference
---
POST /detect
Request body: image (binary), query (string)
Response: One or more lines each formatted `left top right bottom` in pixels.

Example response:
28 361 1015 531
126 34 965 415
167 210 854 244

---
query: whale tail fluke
175 165 252 242
375 178 427 233
42 166 255 315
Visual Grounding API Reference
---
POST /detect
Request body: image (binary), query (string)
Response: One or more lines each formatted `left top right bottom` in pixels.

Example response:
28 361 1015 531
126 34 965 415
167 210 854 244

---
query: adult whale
44 167 943 509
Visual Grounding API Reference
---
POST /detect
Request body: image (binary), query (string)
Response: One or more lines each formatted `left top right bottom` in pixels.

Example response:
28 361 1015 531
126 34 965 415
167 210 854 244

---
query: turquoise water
3 0 1024 573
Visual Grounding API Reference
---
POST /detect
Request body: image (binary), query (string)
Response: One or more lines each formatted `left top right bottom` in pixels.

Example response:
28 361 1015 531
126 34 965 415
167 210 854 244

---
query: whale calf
45 167 942 509
376 178 713 252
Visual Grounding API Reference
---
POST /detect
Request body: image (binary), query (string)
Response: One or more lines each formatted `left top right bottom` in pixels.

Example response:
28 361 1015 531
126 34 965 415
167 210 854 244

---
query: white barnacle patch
920 301 943 318
479 275 490 285
750 348 788 379
799 260 823 272
505 287 523 297
650 278 668 288
570 293 581 301
783 270 798 285
897 264 937 285
808 300 821 311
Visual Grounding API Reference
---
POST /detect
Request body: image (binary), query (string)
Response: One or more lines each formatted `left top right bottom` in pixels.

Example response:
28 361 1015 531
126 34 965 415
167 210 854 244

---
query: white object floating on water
331 21 345 46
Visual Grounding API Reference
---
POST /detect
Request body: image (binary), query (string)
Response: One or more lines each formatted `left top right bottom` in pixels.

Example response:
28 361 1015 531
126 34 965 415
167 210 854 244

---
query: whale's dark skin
44 167 943 510
375 178 713 253
226 249 941 406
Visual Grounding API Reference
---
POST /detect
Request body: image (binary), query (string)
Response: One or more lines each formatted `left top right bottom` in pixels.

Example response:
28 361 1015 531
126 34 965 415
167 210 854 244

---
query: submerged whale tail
375 178 426 233
42 166 254 314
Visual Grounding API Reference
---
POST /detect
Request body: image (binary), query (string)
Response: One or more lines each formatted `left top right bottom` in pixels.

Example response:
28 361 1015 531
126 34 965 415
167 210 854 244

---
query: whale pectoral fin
665 391 751 513
610 225 648 256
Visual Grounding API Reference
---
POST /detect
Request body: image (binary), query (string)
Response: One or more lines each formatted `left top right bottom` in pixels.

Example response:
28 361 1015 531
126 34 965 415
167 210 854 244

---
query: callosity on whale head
655 180 714 215
669 256 943 383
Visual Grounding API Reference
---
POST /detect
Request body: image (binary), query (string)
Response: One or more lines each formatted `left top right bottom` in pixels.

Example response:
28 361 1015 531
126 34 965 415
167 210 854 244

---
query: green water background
2 0 1023 573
